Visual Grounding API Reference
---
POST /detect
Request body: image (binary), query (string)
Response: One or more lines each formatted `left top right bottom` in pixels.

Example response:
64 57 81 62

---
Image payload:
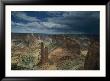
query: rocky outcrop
40 42 48 64
84 40 99 70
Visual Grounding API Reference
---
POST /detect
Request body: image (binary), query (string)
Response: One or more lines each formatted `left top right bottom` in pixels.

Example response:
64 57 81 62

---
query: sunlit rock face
79 38 90 56
84 40 99 70
80 50 88 56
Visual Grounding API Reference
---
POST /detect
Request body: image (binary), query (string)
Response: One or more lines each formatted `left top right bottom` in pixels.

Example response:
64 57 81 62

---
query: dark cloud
46 11 99 34
11 11 100 34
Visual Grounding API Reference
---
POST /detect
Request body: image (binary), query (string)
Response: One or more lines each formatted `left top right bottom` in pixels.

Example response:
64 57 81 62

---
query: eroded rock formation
84 40 99 70
40 42 48 64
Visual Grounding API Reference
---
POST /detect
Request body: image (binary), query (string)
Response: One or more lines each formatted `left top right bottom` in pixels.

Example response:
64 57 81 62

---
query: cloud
42 22 67 29
12 21 44 29
12 12 40 22
46 11 64 17
11 21 68 33
46 11 99 34
47 11 99 25
11 11 99 34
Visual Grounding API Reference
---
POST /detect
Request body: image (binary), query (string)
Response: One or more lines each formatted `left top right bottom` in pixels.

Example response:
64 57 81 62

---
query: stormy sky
11 11 100 34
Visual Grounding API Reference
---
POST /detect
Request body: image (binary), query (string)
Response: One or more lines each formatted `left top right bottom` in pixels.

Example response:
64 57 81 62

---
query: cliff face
84 41 99 70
